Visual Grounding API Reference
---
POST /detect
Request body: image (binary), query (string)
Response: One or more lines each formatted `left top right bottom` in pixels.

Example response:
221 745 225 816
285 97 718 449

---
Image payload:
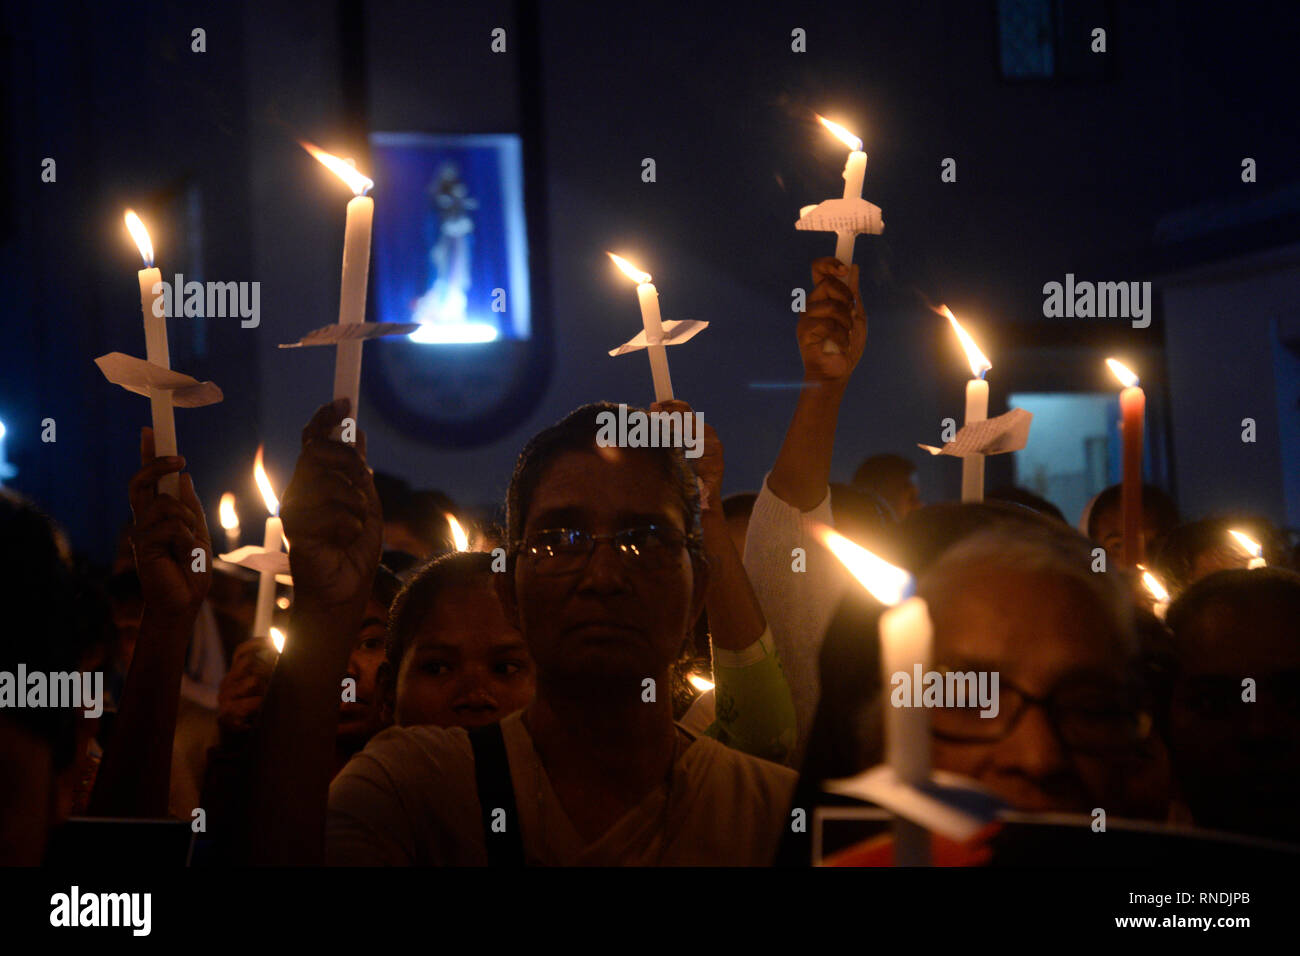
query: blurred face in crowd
1091 503 1163 569
1167 599 1300 838
888 478 922 521
924 564 1164 816
394 577 535 728
337 595 391 745
504 447 706 694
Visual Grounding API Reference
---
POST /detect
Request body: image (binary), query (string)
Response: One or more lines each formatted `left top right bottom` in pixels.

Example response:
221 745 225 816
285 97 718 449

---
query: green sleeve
702 628 798 765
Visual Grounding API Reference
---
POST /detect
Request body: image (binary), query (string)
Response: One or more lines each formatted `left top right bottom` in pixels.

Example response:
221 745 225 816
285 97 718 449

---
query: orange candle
1107 359 1145 566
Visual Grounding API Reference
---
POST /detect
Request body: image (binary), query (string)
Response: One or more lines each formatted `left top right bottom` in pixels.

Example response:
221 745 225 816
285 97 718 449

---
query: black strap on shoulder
467 722 526 867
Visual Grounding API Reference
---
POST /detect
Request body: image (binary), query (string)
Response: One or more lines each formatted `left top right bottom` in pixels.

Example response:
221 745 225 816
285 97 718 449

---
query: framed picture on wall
364 131 550 448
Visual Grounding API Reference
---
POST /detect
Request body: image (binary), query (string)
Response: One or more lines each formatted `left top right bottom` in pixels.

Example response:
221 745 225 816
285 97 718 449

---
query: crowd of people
2 258 1297 866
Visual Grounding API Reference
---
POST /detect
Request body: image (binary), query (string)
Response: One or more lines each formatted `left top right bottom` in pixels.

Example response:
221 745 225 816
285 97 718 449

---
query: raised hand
128 427 212 624
280 398 383 621
217 638 277 734
651 399 723 511
798 257 866 385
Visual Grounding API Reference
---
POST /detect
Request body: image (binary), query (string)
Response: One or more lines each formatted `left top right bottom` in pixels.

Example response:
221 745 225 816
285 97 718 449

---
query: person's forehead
930 568 1124 681
527 448 682 524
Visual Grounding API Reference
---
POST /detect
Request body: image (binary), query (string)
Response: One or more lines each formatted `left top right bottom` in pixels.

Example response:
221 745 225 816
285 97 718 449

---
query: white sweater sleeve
741 474 849 767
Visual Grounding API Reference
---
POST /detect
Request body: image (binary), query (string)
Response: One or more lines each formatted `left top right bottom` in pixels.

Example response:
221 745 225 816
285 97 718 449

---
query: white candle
333 194 374 416
252 514 283 639
125 210 179 497
962 378 988 503
835 150 868 265
816 525 933 865
609 253 675 403
636 282 674 403
818 118 868 356
302 143 375 425
251 446 282 639
880 596 934 785
942 306 992 504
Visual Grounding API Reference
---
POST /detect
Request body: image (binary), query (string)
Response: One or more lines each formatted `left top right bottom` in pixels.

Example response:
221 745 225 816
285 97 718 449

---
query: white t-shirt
327 710 797 866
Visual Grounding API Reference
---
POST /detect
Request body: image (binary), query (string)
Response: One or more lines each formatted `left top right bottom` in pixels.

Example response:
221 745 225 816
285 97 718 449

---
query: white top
741 476 850 767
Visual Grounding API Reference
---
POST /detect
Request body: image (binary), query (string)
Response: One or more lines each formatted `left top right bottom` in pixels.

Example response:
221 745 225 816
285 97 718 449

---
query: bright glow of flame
124 209 155 268
607 252 651 286
938 305 992 378
816 115 863 152
1106 358 1139 388
269 627 285 654
219 493 240 531
300 140 374 197
408 322 500 345
1139 568 1170 604
276 596 290 610
253 446 279 516
446 513 470 552
814 524 912 606
688 673 715 694
1228 529 1263 558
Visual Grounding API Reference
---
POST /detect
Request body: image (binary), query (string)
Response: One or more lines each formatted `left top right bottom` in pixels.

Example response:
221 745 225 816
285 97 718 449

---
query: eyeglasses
512 525 698 576
930 670 1153 756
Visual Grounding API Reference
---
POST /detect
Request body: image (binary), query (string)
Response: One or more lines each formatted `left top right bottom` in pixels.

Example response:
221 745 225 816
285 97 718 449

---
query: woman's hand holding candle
280 398 383 627
800 257 866 385
127 427 212 626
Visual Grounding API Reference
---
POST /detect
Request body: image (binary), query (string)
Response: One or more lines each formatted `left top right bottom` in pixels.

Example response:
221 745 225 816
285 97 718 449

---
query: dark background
2 0 1298 560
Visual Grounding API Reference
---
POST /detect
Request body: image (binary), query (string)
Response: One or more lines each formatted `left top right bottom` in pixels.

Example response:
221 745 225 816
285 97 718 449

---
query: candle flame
813 524 912 606
1227 529 1263 559
1138 567 1170 603
269 627 285 654
938 305 992 378
446 512 470 552
123 209 155 268
688 673 715 693
607 252 651 285
219 493 240 531
1106 358 1139 388
816 115 863 152
300 140 374 197
253 446 279 516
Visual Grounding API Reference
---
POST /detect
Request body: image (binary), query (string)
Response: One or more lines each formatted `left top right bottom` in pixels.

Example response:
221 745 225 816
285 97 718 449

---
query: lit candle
1228 529 1266 569
817 525 933 865
251 446 283 639
1138 566 1170 621
219 492 241 552
269 627 286 655
1106 359 1145 566
817 116 868 266
608 253 674 402
124 210 179 497
302 142 375 422
445 512 470 552
814 116 868 356
941 306 992 503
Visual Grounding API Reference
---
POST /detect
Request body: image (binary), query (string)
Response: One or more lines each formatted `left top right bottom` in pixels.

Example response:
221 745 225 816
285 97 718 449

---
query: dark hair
505 402 702 550
371 565 402 611
1165 566 1300 643
1152 516 1290 596
1085 483 1179 540
851 453 916 492
373 471 459 555
384 551 496 698
986 486 1067 524
0 490 85 769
